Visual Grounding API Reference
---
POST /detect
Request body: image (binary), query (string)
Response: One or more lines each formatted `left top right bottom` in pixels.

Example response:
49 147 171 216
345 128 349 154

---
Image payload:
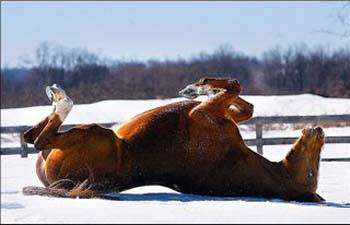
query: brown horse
22 78 325 202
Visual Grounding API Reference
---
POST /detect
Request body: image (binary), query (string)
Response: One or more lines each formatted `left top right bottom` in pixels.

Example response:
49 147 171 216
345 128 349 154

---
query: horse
22 77 325 202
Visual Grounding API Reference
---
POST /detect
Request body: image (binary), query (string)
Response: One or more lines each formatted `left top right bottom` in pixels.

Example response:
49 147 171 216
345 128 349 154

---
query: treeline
1 42 349 108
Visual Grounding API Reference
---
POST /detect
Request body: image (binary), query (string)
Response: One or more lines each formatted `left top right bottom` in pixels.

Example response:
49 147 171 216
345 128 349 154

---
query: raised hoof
178 84 200 99
46 84 67 103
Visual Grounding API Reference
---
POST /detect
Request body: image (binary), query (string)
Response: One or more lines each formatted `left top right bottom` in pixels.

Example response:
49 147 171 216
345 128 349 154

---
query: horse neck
235 145 290 193
280 139 321 193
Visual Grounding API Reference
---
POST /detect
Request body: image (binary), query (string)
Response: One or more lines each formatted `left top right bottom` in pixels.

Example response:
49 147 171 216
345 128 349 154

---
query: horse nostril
315 126 324 138
302 127 315 137
315 126 322 132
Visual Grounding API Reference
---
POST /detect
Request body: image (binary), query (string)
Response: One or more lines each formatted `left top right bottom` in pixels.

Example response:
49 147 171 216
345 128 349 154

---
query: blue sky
1 1 349 67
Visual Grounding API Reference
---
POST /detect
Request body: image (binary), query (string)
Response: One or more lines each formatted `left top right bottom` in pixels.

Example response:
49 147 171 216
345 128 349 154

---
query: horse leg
29 85 120 193
23 116 52 186
23 84 72 145
32 84 75 151
23 116 50 144
184 78 242 124
179 77 253 124
23 84 73 186
226 96 254 123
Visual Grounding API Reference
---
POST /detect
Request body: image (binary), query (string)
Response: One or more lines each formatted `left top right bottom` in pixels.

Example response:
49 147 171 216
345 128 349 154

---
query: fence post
19 133 28 158
256 119 263 155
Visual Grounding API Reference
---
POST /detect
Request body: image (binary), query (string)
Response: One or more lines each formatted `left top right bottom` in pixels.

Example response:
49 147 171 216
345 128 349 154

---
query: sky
1 1 349 67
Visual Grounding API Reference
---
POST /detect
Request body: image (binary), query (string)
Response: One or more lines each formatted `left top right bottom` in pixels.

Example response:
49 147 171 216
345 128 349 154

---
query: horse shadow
103 192 350 209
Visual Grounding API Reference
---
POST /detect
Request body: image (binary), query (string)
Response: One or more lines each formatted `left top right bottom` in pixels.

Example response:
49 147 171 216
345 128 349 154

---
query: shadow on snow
103 192 350 209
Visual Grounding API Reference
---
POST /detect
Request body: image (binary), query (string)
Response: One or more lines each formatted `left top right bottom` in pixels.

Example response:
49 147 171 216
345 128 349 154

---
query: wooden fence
1 114 350 161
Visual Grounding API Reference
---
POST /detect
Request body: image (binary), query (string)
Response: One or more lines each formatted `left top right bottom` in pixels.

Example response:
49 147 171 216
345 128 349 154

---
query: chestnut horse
22 78 325 202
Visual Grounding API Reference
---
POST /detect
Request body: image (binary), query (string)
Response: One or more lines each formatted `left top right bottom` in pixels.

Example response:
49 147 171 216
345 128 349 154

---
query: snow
1 94 350 223
2 94 350 127
2 154 350 223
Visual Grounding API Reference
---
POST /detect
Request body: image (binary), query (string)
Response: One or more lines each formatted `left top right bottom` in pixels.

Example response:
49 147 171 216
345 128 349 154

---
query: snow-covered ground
1 94 350 223
2 154 350 224
2 94 350 126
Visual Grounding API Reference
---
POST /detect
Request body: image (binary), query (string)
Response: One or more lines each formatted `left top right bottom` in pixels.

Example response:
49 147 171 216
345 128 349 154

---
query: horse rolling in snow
22 77 325 202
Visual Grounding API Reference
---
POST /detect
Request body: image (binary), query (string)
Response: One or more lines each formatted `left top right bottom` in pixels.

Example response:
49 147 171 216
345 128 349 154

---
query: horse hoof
45 84 67 103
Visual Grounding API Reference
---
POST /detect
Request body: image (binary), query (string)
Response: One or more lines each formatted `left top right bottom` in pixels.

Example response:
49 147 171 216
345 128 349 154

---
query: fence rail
1 114 350 161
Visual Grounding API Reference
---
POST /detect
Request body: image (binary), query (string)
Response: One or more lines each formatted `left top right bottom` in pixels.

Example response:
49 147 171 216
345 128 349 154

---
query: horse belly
44 147 116 184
